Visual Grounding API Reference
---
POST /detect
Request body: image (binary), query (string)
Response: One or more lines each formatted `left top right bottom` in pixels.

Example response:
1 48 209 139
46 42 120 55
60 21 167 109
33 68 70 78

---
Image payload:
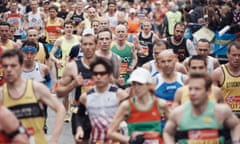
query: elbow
107 128 114 140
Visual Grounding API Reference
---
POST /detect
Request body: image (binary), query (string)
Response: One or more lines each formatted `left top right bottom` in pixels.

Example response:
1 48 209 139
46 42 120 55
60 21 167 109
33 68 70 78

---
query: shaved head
158 49 176 60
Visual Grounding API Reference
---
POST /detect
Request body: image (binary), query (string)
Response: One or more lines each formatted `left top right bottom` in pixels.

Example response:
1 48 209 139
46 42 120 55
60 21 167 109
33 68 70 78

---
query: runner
0 22 19 49
163 72 240 144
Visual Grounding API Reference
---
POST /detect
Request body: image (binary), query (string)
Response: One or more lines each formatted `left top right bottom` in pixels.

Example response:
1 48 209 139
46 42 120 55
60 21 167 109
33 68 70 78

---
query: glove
128 134 145 144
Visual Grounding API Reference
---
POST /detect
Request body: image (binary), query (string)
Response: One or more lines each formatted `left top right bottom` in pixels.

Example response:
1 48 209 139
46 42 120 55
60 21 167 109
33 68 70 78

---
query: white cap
128 67 151 84
129 8 136 13
82 28 94 36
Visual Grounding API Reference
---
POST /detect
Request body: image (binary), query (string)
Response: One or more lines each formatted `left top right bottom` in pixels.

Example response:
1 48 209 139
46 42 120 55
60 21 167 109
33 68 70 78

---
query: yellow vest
3 80 47 144
45 17 63 44
181 85 216 104
221 65 240 115
36 42 46 64
4 39 14 50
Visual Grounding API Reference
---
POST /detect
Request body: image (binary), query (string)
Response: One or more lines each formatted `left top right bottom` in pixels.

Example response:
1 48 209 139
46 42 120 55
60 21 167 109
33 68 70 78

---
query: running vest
0 47 5 86
127 96 163 144
28 12 44 28
220 65 240 116
74 59 94 102
128 17 140 34
6 12 22 36
58 35 79 77
3 80 46 144
21 62 45 83
178 101 224 144
45 17 63 44
155 72 184 104
138 32 154 58
86 85 119 142
167 37 188 62
111 42 132 85
71 11 84 26
149 60 159 77
207 56 215 73
181 85 216 104
36 42 46 64
166 11 182 35
2 39 14 50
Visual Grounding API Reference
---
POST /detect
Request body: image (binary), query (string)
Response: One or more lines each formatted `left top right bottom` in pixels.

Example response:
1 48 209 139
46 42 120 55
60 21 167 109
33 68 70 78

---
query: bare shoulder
0 87 3 104
142 62 150 71
32 81 51 99
39 63 49 74
169 104 184 122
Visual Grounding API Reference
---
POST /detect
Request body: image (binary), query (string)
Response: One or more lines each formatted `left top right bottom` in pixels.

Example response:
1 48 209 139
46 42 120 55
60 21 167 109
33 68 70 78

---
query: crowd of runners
0 0 240 144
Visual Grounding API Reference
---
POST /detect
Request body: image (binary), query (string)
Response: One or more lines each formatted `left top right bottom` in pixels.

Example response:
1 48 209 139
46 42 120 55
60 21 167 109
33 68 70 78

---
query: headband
21 47 38 53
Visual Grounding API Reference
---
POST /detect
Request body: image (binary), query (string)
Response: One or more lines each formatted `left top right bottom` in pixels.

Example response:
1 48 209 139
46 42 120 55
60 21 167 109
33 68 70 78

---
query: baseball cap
128 67 151 84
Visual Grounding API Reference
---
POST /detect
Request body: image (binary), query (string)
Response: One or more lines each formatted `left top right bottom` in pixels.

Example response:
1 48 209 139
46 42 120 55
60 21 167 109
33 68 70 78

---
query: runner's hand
129 134 145 144
75 126 84 143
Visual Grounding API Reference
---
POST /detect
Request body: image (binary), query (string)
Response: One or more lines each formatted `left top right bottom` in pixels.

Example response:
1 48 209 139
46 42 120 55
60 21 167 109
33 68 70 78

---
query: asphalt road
46 96 75 144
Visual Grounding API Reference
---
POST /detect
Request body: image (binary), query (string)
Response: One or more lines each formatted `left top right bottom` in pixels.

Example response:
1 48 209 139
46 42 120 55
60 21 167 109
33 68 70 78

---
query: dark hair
97 28 112 40
197 38 210 46
1 49 24 65
189 72 212 91
22 40 39 52
153 39 168 49
90 57 113 74
227 41 240 53
64 20 74 27
188 55 207 67
81 33 97 44
48 4 58 12
0 21 10 28
174 22 185 30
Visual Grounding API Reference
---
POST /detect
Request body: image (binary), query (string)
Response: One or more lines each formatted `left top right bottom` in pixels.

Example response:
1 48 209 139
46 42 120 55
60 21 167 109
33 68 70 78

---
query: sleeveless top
127 17 140 34
74 59 94 102
178 101 224 144
86 85 119 142
21 62 45 83
155 72 184 102
149 60 159 77
3 80 46 144
167 37 188 62
127 96 163 144
138 32 154 59
28 12 44 28
61 35 79 64
220 64 240 116
0 47 5 86
166 11 182 35
111 42 132 85
36 42 47 64
181 85 216 104
45 17 63 44
3 40 14 50
6 12 22 36
71 11 84 26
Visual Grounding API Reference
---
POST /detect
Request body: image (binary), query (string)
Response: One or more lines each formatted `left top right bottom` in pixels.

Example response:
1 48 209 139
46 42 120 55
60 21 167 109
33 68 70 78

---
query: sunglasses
93 71 108 76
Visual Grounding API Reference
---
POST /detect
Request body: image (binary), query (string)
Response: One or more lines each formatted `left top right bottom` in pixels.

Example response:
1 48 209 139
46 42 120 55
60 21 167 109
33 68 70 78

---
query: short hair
64 20 74 27
48 4 58 12
97 28 112 40
1 49 24 65
91 19 100 26
81 33 97 44
27 27 39 34
22 40 39 52
189 72 212 91
153 39 168 49
90 57 113 74
174 22 185 30
227 41 240 53
0 21 10 28
197 38 210 47
188 55 207 67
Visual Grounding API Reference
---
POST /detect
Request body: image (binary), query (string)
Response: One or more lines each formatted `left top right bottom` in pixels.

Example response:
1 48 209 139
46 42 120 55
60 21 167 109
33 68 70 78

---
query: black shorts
71 113 91 140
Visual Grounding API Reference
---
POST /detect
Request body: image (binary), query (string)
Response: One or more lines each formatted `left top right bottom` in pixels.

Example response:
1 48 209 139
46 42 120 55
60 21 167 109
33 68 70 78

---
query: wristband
8 123 29 139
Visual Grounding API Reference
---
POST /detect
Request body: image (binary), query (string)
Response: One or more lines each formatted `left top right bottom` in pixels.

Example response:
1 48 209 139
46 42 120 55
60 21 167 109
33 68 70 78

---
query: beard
174 35 182 42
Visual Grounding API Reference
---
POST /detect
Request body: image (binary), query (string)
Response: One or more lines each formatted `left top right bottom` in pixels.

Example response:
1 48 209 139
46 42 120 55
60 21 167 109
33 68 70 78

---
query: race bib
188 129 219 144
27 127 35 144
142 46 149 57
225 96 240 115
120 63 128 75
81 79 95 94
